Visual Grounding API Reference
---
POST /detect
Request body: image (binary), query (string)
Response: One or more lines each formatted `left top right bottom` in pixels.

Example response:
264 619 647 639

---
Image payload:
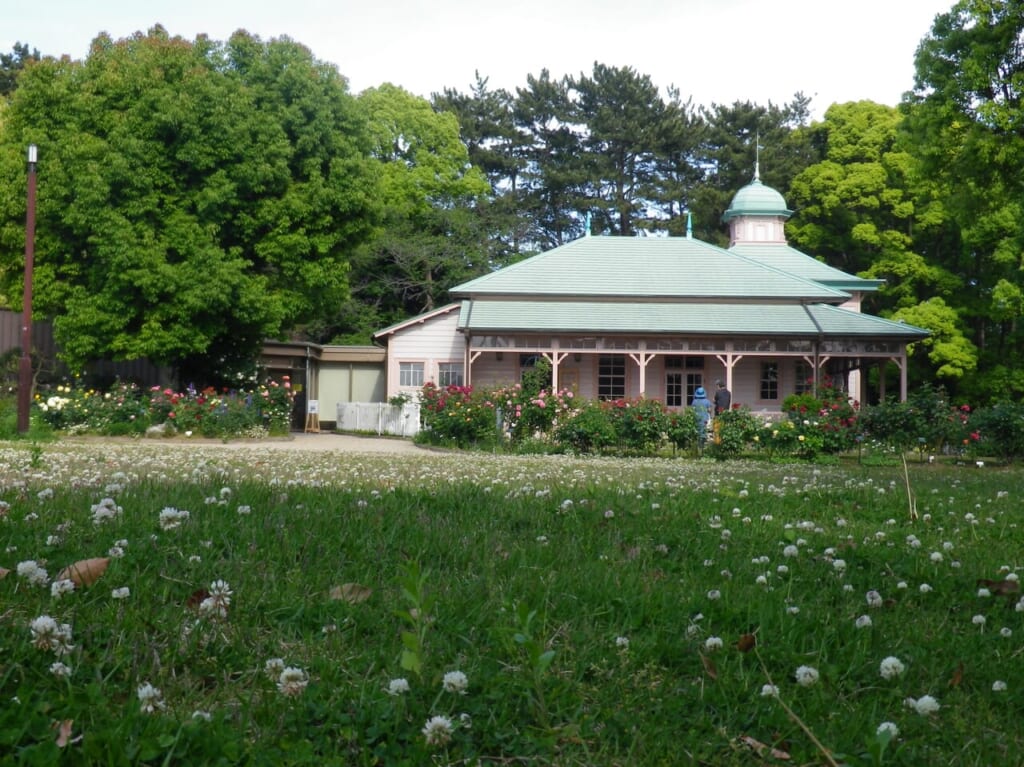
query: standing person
714 380 732 415
691 385 713 449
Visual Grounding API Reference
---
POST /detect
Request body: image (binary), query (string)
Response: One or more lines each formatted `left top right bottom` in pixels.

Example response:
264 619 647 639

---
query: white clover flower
1000 627 1012 638
855 615 873 629
896 581 908 590
603 509 615 519
707 589 721 601
112 587 130 600
29 615 74 656
49 661 72 678
930 551 943 563
137 682 165 714
91 498 123 525
972 614 986 626
755 574 769 586
192 710 212 721
832 559 846 573
909 694 940 715
919 583 933 594
795 665 820 687
760 684 779 697
442 670 468 694
422 715 454 747
387 678 410 696
17 560 49 587
978 587 992 598
993 680 1008 692
199 580 232 619
704 636 724 652
786 605 800 615
876 721 899 738
277 667 309 696
865 590 883 608
236 505 251 515
50 579 75 599
782 544 799 558
777 565 790 575
879 656 905 680
158 507 190 531
264 658 285 679
615 636 630 650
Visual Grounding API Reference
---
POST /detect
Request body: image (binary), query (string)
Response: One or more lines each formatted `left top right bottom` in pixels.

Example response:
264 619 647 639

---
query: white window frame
437 362 464 387
399 361 424 388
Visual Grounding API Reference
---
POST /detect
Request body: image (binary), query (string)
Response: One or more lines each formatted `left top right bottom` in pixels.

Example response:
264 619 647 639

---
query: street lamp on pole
17 144 37 434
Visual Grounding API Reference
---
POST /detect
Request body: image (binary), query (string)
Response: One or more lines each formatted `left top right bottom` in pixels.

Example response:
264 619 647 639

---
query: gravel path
62 432 425 455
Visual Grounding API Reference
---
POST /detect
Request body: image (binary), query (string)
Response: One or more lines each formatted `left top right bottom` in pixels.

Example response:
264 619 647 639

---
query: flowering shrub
781 379 859 455
666 408 701 453
35 377 294 438
708 407 761 459
968 402 1024 462
418 383 497 447
493 383 578 443
605 397 670 452
37 382 149 435
553 400 618 453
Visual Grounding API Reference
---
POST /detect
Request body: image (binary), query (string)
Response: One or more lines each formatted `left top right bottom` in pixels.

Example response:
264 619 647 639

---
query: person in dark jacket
714 380 732 415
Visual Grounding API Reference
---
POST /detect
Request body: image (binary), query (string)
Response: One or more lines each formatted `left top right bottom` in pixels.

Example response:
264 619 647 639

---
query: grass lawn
1 442 1021 765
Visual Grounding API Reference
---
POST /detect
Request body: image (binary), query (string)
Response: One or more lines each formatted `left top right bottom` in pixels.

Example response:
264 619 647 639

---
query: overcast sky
7 0 954 119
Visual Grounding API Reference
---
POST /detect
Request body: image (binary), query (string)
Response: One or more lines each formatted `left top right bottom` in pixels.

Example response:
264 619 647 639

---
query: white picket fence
335 402 421 437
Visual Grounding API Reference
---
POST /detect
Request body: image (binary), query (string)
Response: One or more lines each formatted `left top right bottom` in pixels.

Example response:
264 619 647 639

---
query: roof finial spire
754 131 761 181
685 210 693 239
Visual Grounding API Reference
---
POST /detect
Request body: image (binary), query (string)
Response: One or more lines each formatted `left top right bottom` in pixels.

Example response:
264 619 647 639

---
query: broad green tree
788 101 961 301
904 0 1024 396
319 84 488 343
893 297 977 381
0 27 377 382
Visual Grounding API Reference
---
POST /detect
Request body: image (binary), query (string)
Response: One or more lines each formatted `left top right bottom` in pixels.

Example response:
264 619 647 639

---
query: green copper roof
722 179 792 222
458 300 929 339
729 244 884 292
451 236 847 303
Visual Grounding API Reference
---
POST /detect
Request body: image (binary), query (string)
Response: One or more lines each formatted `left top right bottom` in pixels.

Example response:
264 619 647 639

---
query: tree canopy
0 27 378 382
3 6 1024 402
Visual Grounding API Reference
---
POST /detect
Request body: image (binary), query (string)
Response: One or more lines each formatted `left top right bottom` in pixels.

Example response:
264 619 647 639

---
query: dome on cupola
721 170 792 222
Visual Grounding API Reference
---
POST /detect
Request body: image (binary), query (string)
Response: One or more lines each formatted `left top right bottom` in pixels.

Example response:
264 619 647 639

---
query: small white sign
307 400 319 414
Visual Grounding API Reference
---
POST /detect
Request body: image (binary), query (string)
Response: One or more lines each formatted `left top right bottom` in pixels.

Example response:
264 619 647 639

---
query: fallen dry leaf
699 652 718 680
57 557 110 587
330 583 373 604
53 719 74 748
736 633 757 653
950 661 964 688
737 734 791 760
0 566 9 580
187 588 210 609
977 578 1021 597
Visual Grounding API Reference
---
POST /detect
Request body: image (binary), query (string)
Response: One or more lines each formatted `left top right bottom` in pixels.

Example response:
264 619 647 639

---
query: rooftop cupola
722 162 793 246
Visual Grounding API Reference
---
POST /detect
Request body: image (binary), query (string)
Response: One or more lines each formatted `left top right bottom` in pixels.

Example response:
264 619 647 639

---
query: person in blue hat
691 385 713 450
